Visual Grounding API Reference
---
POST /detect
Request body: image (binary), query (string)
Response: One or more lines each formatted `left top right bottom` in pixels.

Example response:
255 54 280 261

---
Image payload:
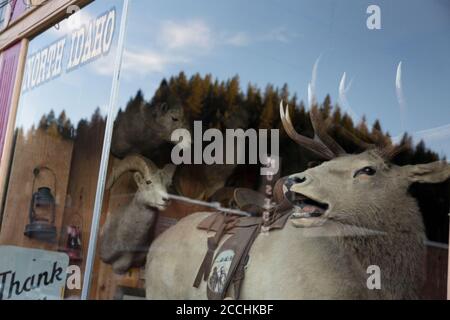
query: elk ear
405 161 450 184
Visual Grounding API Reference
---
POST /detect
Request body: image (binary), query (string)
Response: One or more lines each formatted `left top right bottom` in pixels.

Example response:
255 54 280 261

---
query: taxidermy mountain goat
99 154 175 274
100 103 450 299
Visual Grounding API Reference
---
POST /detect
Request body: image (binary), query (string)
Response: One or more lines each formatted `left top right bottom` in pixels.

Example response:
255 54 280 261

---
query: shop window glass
1 0 448 301
92 0 450 300
0 0 125 300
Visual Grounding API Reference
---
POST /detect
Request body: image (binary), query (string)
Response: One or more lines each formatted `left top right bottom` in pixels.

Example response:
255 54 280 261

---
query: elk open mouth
286 192 329 219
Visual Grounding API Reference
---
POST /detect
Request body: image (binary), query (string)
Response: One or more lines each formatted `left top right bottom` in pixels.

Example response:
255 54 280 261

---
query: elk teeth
291 208 324 219
291 211 310 219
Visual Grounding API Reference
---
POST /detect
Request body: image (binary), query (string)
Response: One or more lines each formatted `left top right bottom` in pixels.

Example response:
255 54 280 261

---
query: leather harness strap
230 224 260 300
193 214 237 288
193 202 292 300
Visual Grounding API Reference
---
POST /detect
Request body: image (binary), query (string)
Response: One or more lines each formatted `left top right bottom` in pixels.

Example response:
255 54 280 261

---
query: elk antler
279 101 339 160
107 154 158 190
309 106 346 156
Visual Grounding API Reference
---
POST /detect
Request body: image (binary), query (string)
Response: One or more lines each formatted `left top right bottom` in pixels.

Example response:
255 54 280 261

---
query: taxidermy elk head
280 102 450 230
280 102 449 298
100 154 175 273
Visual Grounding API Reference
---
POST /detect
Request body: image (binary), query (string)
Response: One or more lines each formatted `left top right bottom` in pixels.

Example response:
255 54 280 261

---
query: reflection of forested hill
36 107 105 141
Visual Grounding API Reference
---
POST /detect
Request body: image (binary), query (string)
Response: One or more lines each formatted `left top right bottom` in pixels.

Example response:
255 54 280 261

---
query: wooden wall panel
422 244 448 299
59 118 105 298
0 128 73 251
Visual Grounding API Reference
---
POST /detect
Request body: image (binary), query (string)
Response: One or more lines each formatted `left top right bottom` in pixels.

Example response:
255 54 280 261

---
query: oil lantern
24 167 57 242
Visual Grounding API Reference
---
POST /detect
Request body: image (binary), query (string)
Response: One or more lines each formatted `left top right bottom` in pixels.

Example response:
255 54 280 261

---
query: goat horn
106 154 157 190
279 101 335 160
309 106 346 156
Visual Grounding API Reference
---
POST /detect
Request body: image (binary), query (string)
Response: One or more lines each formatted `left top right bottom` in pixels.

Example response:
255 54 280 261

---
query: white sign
0 246 69 300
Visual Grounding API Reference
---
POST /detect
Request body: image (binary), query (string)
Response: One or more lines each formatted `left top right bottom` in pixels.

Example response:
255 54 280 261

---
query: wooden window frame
0 0 93 52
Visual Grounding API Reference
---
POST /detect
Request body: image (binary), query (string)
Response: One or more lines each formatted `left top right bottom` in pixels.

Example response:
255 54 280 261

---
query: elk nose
292 176 307 184
284 175 308 190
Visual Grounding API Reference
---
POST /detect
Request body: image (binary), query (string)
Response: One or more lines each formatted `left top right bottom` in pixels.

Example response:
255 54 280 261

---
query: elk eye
171 117 179 122
353 166 376 178
146 180 152 185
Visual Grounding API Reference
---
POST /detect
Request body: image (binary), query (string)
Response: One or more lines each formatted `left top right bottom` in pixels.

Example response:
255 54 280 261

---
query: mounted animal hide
99 154 175 274
111 80 191 161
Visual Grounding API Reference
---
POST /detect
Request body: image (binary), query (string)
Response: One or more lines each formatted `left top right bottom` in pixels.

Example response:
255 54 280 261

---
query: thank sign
0 246 69 300
22 7 116 92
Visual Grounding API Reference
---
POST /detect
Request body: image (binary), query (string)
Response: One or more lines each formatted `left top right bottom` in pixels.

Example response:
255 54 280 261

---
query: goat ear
133 172 145 186
405 161 450 184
